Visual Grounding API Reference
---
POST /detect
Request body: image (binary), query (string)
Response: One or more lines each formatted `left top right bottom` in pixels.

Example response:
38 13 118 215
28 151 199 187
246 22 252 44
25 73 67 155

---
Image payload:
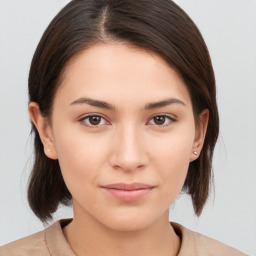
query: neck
63 210 180 256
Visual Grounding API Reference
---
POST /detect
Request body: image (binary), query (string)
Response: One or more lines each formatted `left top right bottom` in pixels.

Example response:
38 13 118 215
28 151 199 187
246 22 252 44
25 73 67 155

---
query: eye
79 114 109 127
147 114 175 126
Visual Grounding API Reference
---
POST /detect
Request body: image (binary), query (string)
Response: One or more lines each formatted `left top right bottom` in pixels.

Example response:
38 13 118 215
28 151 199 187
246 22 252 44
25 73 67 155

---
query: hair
28 0 219 222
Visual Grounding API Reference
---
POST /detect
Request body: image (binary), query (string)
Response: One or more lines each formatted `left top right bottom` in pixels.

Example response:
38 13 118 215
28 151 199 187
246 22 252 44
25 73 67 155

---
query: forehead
55 43 192 109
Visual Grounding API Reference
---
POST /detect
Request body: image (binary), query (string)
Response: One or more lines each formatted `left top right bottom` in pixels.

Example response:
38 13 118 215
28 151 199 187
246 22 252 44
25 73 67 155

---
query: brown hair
28 0 219 222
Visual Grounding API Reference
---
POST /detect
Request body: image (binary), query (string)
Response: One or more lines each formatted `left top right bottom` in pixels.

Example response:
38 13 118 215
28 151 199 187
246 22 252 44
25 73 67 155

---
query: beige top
0 219 247 256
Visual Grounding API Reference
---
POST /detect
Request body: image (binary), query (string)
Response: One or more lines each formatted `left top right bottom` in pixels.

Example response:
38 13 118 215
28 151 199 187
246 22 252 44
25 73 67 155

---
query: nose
109 125 148 172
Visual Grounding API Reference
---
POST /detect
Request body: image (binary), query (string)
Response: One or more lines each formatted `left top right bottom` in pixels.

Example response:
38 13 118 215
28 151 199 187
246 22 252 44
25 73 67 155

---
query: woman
0 0 247 255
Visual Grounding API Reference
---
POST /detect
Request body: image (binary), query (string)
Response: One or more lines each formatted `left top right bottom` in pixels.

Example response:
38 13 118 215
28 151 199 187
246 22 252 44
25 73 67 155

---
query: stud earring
193 151 198 155
47 149 51 152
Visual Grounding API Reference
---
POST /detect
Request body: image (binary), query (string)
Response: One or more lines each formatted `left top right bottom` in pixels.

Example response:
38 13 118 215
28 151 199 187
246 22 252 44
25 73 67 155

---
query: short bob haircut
28 0 219 222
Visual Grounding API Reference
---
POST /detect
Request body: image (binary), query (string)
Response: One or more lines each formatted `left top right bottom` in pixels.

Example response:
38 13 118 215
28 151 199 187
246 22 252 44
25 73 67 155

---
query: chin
98 208 167 232
103 218 151 232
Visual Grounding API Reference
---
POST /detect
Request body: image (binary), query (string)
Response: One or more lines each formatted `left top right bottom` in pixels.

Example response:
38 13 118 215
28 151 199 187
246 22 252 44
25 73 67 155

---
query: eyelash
79 113 176 128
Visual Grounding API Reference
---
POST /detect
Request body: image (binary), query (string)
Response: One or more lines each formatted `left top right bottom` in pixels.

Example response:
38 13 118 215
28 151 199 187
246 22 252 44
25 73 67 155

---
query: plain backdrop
0 0 255 255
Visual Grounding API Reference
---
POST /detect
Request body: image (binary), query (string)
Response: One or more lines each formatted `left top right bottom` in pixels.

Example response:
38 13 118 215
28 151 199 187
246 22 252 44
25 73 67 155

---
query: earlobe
28 102 58 160
190 109 209 162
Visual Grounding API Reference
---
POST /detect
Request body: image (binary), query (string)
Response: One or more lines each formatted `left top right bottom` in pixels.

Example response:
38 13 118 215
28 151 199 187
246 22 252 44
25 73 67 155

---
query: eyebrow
70 97 115 110
145 98 185 109
70 97 185 110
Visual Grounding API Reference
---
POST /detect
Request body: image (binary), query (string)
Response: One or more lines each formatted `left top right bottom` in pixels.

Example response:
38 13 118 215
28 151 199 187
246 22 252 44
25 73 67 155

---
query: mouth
101 183 155 202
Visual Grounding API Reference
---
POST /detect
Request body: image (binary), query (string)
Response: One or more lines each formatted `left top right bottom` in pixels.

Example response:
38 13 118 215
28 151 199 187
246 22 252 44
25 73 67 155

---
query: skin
29 43 208 256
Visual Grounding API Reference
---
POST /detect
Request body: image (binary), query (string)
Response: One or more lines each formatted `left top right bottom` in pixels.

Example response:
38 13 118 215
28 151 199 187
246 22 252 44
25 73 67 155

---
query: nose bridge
110 122 147 171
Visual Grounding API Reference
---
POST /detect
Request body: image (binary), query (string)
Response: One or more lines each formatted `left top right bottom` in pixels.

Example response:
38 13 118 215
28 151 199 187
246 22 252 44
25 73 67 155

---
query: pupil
154 116 165 125
90 116 101 125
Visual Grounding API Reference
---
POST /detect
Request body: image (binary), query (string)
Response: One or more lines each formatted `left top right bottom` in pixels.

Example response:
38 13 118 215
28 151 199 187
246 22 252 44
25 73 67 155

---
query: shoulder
172 222 247 256
0 219 74 256
193 230 247 256
0 228 49 256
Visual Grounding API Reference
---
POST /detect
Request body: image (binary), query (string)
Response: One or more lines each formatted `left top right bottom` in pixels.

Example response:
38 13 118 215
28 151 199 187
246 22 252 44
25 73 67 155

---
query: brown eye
89 116 101 125
153 116 166 125
148 115 175 126
80 115 108 127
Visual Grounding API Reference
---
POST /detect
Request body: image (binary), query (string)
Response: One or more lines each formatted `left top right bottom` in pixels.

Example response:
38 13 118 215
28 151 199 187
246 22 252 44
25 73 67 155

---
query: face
30 43 207 232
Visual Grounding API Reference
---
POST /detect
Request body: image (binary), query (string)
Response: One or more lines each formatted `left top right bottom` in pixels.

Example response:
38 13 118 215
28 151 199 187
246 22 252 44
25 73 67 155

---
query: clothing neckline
45 219 197 256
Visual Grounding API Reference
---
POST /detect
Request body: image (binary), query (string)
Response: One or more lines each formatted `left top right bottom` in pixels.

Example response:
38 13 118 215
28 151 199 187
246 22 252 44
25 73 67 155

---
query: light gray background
0 1 255 254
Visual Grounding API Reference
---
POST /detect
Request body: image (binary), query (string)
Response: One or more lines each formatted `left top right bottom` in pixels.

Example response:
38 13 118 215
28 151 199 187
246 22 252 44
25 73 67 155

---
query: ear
190 109 209 162
28 102 58 160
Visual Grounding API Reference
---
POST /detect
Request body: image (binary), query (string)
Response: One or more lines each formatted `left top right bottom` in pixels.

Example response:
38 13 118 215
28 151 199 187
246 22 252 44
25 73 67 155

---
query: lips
103 183 154 190
101 183 155 201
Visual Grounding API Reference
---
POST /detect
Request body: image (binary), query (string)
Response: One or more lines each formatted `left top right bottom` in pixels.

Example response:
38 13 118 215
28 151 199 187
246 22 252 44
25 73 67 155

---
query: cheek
150 127 195 198
52 123 108 193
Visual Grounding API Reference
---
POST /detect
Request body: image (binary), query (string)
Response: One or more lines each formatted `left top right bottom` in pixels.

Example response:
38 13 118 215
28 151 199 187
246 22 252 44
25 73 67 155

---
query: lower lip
102 188 153 202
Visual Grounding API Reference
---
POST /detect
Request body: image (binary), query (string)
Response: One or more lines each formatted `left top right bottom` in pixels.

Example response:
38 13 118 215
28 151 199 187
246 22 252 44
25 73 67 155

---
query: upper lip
102 183 155 191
